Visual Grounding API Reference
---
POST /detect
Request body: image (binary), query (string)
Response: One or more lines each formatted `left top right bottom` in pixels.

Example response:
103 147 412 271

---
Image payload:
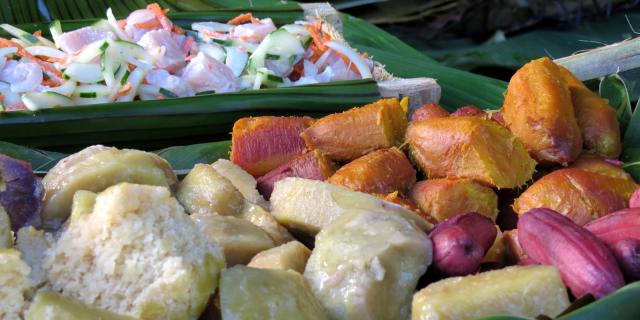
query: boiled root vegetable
406 116 536 188
514 168 637 225
0 249 31 320
585 208 640 280
25 291 134 320
237 202 294 245
376 192 431 222
210 159 268 208
559 65 621 158
411 265 570 320
501 57 583 165
248 241 311 273
270 178 431 236
410 102 449 122
429 212 497 276
41 145 178 229
517 208 624 298
305 210 431 320
231 116 314 177
176 163 245 216
300 98 407 161
503 229 527 264
327 147 416 195
483 228 506 267
570 154 634 182
0 154 44 231
631 188 640 208
0 208 11 248
450 105 486 117
410 178 498 222
256 150 335 200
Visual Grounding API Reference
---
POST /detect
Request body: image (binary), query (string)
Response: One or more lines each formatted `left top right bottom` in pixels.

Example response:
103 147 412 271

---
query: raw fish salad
0 3 374 111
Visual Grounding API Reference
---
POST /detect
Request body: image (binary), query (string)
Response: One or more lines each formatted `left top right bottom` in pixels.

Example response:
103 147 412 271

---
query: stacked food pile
0 55 637 319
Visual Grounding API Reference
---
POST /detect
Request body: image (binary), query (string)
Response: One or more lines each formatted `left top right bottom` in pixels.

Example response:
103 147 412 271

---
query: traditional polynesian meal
0 3 382 111
0 32 637 320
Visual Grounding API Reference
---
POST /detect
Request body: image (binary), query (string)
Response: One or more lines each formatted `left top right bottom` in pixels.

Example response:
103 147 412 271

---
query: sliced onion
106 8 130 41
324 41 372 79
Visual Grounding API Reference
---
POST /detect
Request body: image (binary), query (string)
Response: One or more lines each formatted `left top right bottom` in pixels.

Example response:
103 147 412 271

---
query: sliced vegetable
106 8 129 41
73 40 108 64
25 46 66 60
192 22 233 33
49 20 62 46
0 24 38 45
22 92 72 111
75 84 110 98
44 81 77 96
200 43 226 62
159 87 178 99
64 63 104 84
91 19 113 32
225 46 249 77
324 41 372 79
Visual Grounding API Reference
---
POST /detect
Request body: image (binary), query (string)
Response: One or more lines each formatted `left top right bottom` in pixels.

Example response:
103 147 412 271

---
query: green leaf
622 147 640 181
154 140 230 172
0 140 66 172
623 98 640 151
476 316 529 320
600 74 632 134
557 281 640 320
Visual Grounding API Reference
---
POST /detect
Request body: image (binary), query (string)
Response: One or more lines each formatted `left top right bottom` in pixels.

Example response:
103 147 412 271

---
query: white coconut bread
43 183 225 320
0 249 31 320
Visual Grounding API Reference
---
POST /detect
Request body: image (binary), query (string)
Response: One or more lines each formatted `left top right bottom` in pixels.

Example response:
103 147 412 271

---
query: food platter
1 1 640 320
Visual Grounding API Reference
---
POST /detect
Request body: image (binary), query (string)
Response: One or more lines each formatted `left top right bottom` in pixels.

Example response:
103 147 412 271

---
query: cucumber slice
106 8 129 41
115 67 149 102
280 24 310 37
92 19 113 32
64 63 104 83
192 22 232 33
75 84 110 98
159 87 178 99
44 80 76 96
25 46 66 59
119 69 131 85
195 90 216 96
73 40 108 63
0 24 38 45
257 68 283 87
22 92 72 111
49 20 62 44
139 84 160 96
231 40 258 53
212 38 233 46
113 40 151 67
225 46 248 77
248 29 304 74
200 43 226 62
72 95 111 106
266 53 280 60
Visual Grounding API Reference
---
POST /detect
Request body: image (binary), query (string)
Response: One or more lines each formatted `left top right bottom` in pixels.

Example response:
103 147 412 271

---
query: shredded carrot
115 82 132 98
304 22 327 52
146 3 172 32
335 51 361 76
172 25 184 34
118 19 127 29
361 52 369 59
134 20 162 29
0 38 63 83
185 54 197 61
33 30 42 38
0 93 5 101
182 36 196 54
42 78 60 87
42 56 66 64
203 30 226 38
228 13 254 26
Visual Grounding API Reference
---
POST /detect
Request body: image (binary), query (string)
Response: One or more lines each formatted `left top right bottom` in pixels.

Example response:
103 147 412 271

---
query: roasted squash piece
514 168 638 225
559 66 621 158
231 116 313 177
300 98 407 161
407 116 536 188
501 57 583 165
328 147 416 194
410 178 498 222
257 150 335 200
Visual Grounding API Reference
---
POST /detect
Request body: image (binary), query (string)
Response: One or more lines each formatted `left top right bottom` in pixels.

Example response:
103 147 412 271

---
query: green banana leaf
558 281 640 320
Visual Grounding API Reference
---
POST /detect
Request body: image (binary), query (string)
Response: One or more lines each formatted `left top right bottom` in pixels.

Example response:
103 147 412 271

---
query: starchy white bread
0 207 12 248
0 249 31 320
43 183 225 320
15 226 53 288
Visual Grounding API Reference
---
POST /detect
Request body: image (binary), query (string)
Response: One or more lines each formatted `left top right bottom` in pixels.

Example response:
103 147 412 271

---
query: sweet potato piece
231 116 314 177
256 150 335 200
0 155 43 231
559 66 621 158
411 103 449 122
327 148 416 194
570 154 634 183
451 105 486 117
501 57 583 165
514 168 638 225
300 98 407 161
406 116 536 188
410 178 498 222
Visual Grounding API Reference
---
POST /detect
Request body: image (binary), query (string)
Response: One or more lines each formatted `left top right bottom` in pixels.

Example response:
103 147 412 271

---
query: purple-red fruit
518 208 624 299
609 239 640 280
0 154 43 231
430 212 497 276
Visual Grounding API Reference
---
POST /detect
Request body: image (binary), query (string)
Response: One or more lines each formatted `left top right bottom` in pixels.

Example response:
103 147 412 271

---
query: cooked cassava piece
407 116 536 188
270 177 431 235
559 65 621 158
0 207 12 248
210 159 268 209
514 168 637 225
248 241 311 273
15 226 51 288
0 249 31 320
237 202 294 245
328 147 416 195
43 183 225 320
501 57 583 165
411 265 570 320
257 149 335 200
300 98 407 161
220 266 329 320
231 116 313 177
191 212 275 266
177 163 245 216
41 145 178 229
305 209 431 320
410 177 498 222
25 291 135 320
